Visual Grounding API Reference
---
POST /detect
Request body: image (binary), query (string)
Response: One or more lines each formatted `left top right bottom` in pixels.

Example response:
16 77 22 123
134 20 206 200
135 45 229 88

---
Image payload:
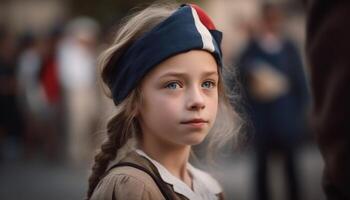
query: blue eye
165 82 181 90
202 81 215 88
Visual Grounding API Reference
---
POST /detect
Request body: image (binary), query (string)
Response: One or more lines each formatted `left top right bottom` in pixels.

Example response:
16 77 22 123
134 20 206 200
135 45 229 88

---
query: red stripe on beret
190 4 216 30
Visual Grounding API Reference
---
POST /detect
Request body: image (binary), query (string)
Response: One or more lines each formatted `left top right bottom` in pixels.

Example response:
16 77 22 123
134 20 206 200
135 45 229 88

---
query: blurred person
16 31 45 158
236 3 309 200
58 17 100 166
39 26 62 115
16 31 43 117
305 1 350 199
86 3 242 200
0 27 24 160
37 26 64 160
16 27 64 160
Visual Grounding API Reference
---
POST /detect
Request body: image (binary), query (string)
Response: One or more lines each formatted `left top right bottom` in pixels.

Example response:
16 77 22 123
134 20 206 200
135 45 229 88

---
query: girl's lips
180 118 208 124
180 119 208 128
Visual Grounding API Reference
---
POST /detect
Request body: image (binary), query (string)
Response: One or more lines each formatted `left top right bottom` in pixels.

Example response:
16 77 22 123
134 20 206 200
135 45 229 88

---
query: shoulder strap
107 162 175 200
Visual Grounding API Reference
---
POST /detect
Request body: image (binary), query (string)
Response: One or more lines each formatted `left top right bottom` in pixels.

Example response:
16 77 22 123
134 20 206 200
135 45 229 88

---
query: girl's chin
181 135 207 146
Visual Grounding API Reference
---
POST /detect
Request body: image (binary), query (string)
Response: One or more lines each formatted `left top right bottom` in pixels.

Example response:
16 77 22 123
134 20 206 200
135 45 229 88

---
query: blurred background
0 0 324 200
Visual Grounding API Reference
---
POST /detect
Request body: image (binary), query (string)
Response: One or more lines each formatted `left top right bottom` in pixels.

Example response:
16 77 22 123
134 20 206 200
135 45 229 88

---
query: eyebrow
159 71 218 79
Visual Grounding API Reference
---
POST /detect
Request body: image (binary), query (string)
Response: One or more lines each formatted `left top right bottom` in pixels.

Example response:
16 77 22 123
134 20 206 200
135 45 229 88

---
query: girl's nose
186 86 205 111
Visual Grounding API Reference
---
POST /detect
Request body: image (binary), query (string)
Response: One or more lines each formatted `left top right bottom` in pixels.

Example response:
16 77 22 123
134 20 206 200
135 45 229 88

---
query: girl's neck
139 139 192 186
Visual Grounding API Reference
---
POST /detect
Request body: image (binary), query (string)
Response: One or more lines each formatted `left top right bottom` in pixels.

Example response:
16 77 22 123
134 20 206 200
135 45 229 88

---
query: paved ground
0 144 325 200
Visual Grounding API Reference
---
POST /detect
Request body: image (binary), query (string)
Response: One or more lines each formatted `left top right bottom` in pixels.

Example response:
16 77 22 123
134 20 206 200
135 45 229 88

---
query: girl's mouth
180 118 208 128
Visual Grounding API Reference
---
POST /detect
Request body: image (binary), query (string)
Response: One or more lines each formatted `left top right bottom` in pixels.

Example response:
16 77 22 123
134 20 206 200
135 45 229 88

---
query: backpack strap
107 162 175 200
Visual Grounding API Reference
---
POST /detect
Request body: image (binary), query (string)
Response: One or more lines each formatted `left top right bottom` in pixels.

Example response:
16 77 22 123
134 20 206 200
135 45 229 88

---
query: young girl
87 3 241 200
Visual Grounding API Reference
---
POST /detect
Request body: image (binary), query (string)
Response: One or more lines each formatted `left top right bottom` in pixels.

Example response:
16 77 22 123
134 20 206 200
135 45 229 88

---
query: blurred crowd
0 17 107 166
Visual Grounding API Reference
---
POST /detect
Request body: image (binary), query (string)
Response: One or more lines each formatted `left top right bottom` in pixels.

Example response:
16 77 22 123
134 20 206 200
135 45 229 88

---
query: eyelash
164 80 217 90
201 80 216 89
165 81 183 90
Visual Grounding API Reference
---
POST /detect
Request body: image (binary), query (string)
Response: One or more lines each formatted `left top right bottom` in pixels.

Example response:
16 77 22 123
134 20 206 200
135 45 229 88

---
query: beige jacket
90 151 224 200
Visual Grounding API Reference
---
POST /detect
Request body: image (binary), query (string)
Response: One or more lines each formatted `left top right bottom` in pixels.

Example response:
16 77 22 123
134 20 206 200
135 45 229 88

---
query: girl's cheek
162 99 181 113
148 93 180 112
162 100 182 117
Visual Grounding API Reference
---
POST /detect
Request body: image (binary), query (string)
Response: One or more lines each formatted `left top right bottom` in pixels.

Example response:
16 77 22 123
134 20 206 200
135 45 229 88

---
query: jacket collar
135 149 222 200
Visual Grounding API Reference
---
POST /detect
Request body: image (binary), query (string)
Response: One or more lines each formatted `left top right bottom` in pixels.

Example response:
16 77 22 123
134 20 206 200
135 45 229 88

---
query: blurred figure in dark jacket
236 4 309 200
305 1 350 199
0 27 23 160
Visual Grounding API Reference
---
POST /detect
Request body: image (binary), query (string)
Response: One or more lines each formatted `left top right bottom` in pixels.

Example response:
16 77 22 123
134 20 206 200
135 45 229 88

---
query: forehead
147 50 218 78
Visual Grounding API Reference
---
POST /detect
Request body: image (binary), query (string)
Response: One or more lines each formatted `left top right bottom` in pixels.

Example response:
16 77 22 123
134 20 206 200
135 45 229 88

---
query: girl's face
138 50 219 148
